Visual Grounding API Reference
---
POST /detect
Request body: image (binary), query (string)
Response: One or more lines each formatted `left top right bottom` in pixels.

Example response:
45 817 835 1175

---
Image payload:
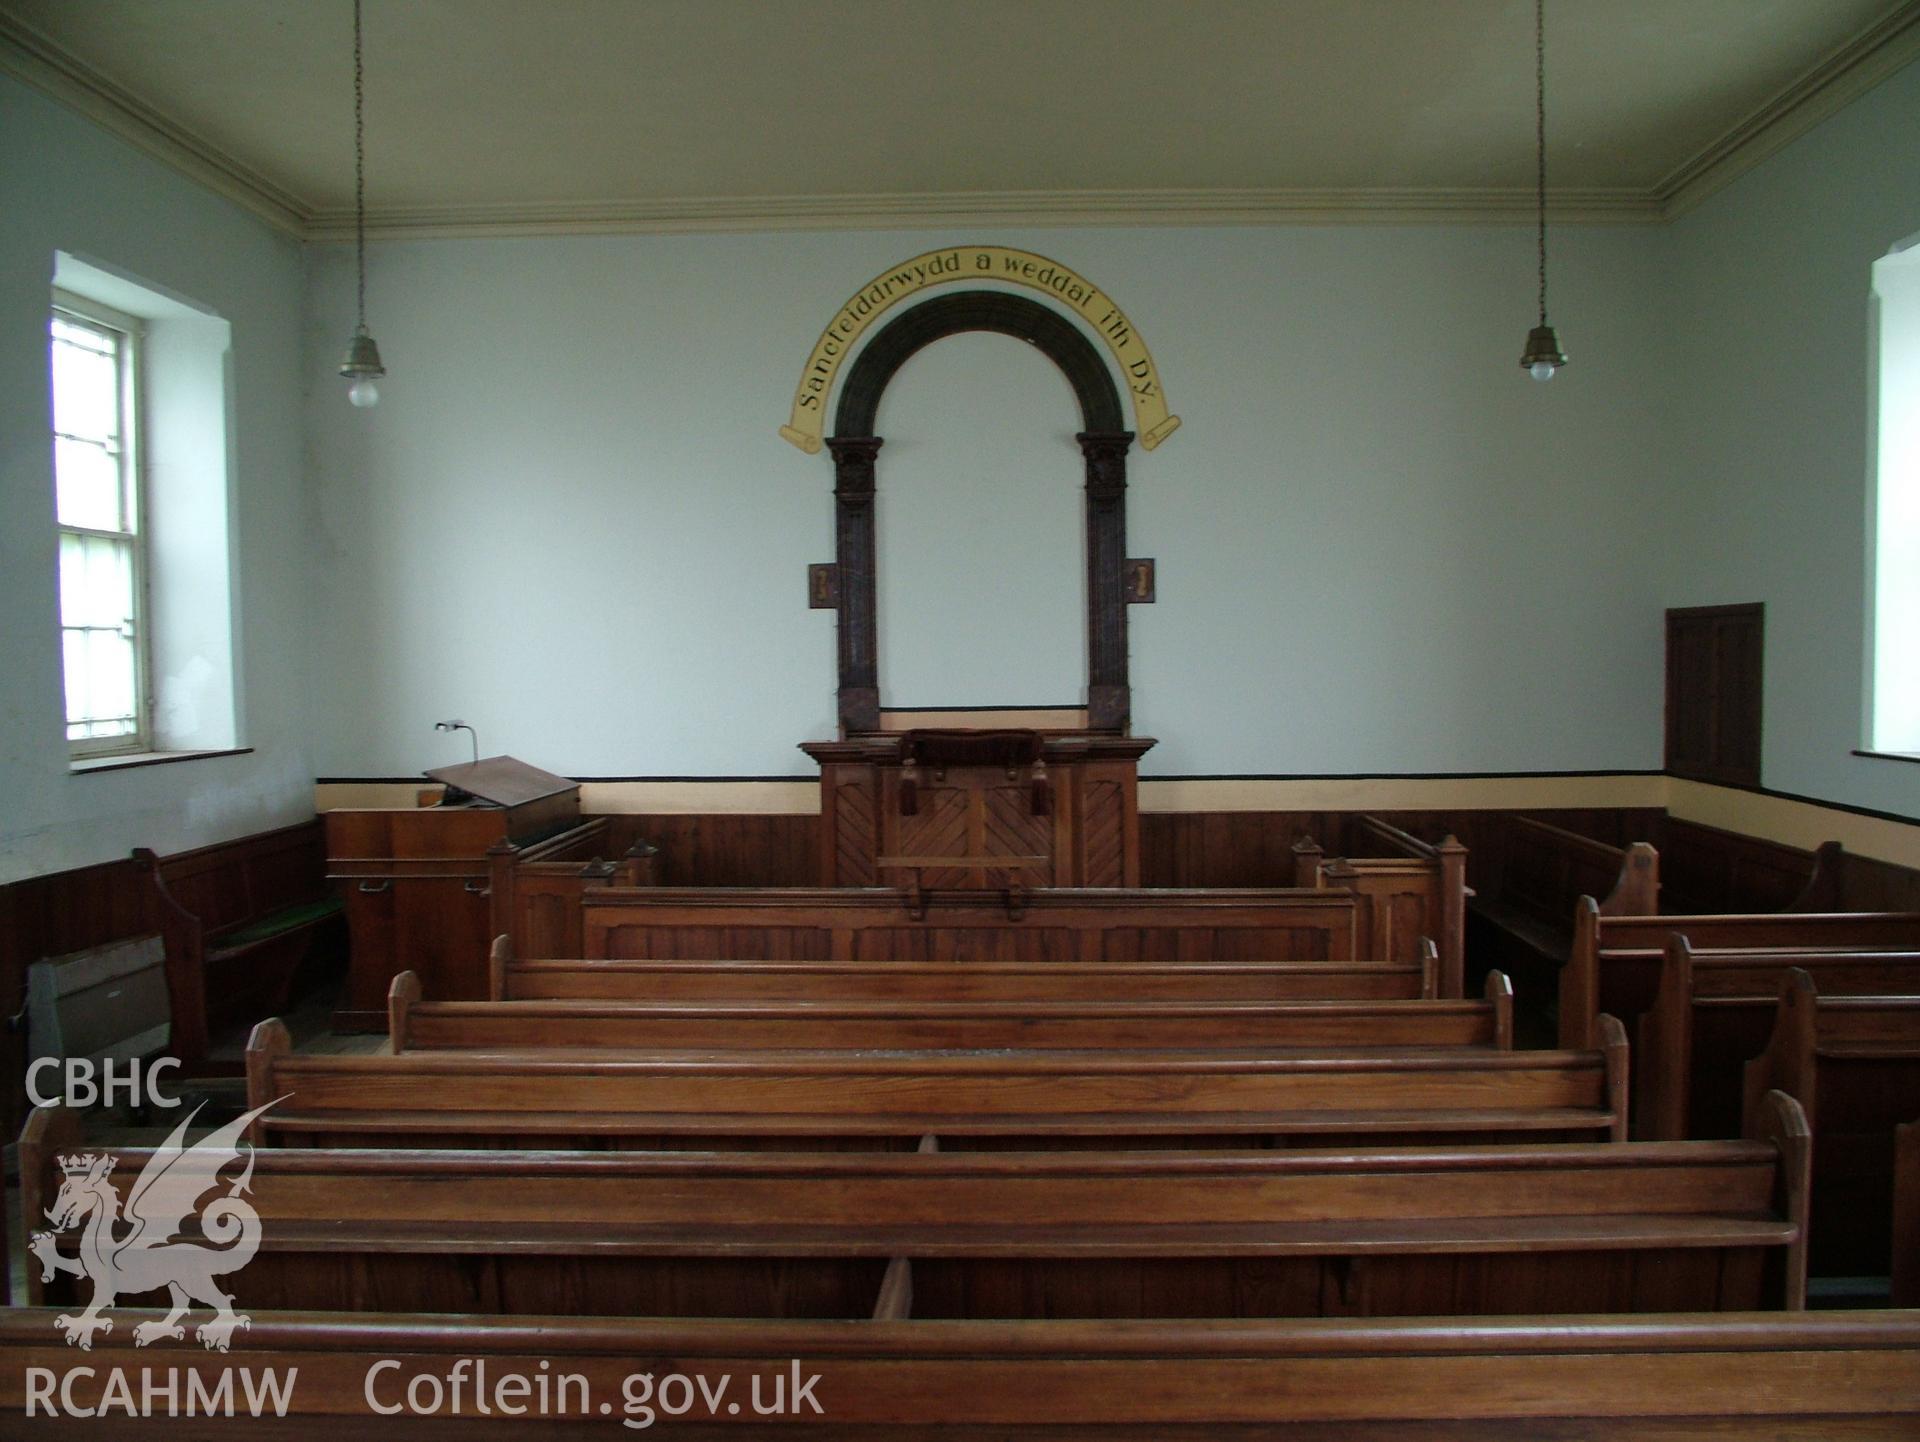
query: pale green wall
0 75 313 883
302 220 1674 780
6 52 1918 893
1664 58 1920 819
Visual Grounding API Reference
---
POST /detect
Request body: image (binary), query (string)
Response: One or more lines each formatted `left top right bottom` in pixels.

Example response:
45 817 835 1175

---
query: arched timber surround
825 291 1135 735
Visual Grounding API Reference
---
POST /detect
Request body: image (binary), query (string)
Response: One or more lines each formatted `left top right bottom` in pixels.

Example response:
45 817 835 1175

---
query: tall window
1870 240 1920 756
50 292 148 756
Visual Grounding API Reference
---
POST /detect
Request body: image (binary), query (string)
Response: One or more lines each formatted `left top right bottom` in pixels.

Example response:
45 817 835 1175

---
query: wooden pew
392 967 1513 1054
1292 818 1468 995
492 942 1438 1004
1657 818 1847 914
1558 904 1920 1049
1896 1120 1920 1306
20 1091 1809 1320
582 886 1363 964
246 1015 1628 1151
132 820 345 1071
1741 969 1920 1278
6 1309 1919 1435
1476 815 1659 968
1641 938 1920 1140
486 819 656 957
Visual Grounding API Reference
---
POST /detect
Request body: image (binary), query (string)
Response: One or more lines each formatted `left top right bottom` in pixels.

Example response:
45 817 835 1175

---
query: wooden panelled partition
583 886 1360 963
1294 817 1467 995
805 732 1151 888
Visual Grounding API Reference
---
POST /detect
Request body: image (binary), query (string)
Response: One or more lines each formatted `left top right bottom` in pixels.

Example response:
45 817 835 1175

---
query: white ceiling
3 0 1917 236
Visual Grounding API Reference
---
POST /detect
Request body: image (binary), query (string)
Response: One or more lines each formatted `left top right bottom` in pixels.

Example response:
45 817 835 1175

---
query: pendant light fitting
338 0 385 407
1521 0 1567 381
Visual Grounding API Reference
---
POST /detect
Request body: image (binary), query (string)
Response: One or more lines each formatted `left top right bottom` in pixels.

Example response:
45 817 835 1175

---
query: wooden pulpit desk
802 729 1154 891
325 756 580 1029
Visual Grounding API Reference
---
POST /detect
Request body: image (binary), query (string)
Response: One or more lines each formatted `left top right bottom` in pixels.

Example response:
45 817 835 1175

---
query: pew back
247 1016 1628 1152
1559 905 1920 1049
1740 970 1920 1277
582 887 1361 964
7 1309 1918 1437
493 952 1437 1004
1641 941 1920 1140
1501 817 1658 932
393 968 1512 1055
22 1094 1807 1320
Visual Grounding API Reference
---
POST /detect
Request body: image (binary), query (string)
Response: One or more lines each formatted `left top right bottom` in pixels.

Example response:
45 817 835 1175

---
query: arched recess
824 291 1135 735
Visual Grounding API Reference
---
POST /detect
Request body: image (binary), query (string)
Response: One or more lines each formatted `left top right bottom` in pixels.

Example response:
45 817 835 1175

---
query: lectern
325 756 580 1027
802 730 1154 889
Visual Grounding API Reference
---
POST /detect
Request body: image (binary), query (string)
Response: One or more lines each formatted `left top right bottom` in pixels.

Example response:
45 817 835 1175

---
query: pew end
872 1254 914 1321
1483 967 1514 1050
1742 968 1820 1135
245 1016 293 1140
1789 840 1848 912
1604 841 1661 916
1641 933 1700 1142
1417 936 1439 1001
1561 895 1603 1050
1596 1012 1630 1141
388 969 422 1053
16 1102 85 1306
1750 1087 1813 1308
1290 835 1324 887
488 932 512 1000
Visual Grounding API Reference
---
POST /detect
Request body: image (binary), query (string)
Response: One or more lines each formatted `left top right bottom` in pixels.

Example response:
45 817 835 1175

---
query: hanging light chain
1535 0 1549 328
353 0 367 331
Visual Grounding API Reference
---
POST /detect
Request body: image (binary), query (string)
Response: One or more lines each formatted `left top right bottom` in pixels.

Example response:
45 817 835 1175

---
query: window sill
70 747 253 775
1851 749 1920 766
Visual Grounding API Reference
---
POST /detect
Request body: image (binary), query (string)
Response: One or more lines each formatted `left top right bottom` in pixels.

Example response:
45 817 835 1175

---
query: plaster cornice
3 5 1916 240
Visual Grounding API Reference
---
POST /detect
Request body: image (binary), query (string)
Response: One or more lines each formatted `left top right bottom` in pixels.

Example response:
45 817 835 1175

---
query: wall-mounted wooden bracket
1125 558 1156 604
808 563 840 609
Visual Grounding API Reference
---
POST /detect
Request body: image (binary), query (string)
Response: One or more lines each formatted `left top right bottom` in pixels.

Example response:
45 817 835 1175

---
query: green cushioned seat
215 895 344 949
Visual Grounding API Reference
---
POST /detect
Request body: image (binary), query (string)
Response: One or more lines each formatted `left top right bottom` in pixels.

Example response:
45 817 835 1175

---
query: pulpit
325 756 581 1026
802 730 1153 889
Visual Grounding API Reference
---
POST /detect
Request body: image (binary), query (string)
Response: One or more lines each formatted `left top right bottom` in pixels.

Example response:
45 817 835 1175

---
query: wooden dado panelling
600 814 818 888
1139 808 1670 893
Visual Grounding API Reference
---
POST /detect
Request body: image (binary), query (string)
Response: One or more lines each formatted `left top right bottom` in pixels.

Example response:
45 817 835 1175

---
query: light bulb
347 377 380 407
1529 361 1557 382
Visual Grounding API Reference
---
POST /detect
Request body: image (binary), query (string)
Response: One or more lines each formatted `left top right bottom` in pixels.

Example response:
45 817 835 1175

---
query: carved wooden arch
825 291 1135 735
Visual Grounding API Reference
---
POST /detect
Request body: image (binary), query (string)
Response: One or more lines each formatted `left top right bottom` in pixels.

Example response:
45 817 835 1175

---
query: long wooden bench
133 820 345 1070
1740 969 1920 1279
392 967 1513 1054
1292 817 1468 995
1473 815 1659 970
493 943 1438 1004
6 1309 1918 1435
247 1015 1627 1151
583 886 1363 963
1641 939 1920 1140
1658 818 1846 914
1559 904 1920 1048
21 1093 1808 1321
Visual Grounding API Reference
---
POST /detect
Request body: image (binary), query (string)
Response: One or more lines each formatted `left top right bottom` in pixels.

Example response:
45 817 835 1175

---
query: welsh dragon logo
29 1101 278 1352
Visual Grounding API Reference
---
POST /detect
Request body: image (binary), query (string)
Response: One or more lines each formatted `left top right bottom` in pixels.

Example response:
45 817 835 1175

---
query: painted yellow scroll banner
780 246 1181 455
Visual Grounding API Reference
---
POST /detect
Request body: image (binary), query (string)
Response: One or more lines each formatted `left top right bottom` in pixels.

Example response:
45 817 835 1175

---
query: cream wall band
780 246 1181 455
